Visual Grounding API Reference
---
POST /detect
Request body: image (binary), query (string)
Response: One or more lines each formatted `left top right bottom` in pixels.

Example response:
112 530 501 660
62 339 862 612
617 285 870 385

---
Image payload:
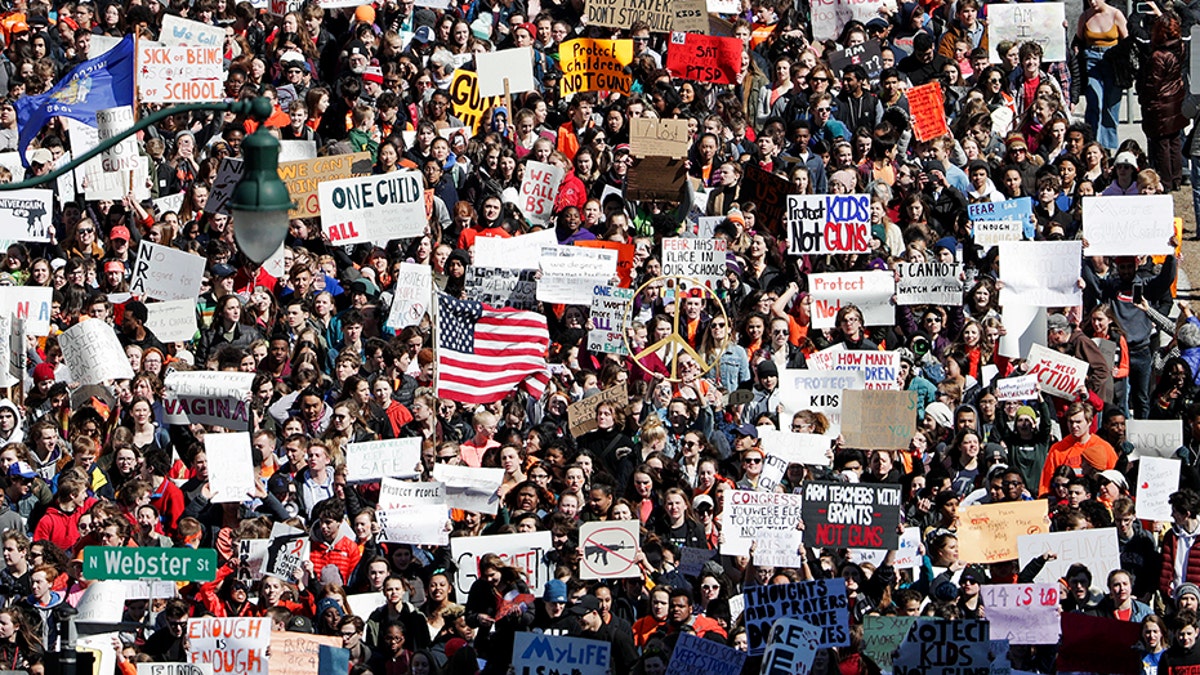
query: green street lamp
1 95 294 265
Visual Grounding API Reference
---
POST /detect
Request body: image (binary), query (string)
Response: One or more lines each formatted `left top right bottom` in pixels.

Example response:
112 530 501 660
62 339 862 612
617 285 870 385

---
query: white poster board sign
449 531 554 596
721 489 805 567
385 262 432 330
473 228 557 270
318 172 426 245
537 245 617 305
1082 195 1175 256
1025 343 1090 399
1017 528 1120 584
163 371 255 430
0 286 52 337
0 189 53 242
129 240 207 301
204 433 255 504
345 438 422 483
145 299 199 343
987 3 1067 63
1136 456 1181 521
431 463 505 515
476 47 537 97
808 271 895 329
998 241 1082 307
376 480 449 546
59 319 135 384
777 368 864 436
1127 419 1184 459
517 161 565 225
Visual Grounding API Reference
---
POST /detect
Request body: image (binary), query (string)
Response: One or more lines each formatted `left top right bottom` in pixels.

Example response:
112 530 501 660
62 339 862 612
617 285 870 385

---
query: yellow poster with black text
558 39 633 97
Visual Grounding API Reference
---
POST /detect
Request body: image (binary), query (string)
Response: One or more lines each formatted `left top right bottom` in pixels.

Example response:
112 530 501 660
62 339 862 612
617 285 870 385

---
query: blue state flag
15 34 136 166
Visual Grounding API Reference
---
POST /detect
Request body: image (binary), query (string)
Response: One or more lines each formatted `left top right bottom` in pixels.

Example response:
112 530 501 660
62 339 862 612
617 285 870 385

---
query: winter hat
317 597 344 618
32 362 55 383
1176 583 1200 605
1015 405 1038 423
924 402 953 429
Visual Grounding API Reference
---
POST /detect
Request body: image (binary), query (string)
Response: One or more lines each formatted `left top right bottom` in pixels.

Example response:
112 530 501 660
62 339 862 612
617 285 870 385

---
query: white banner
163 371 255 430
1025 343 1090 399
473 228 557 270
1136 457 1181 521
129 240 206 301
318 172 426 245
204 433 255 504
431 463 504 515
808 271 895 329
0 189 53 242
896 262 962 306
345 438 422 483
537 246 618 305
385 262 431 330
998 241 1082 307
145 299 198 343
60 320 135 384
1082 195 1175 256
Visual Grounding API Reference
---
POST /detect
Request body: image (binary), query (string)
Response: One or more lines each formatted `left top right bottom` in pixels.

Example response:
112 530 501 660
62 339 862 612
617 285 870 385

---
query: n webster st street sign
83 546 217 582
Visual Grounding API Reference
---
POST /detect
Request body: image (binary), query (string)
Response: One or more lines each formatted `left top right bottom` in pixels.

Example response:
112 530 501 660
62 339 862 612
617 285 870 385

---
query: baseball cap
344 40 368 58
1046 313 1070 332
210 263 236 278
568 596 601 616
412 25 434 44
692 494 714 512
109 225 130 241
733 424 758 439
1114 151 1139 168
32 362 55 383
8 462 35 480
26 148 52 166
1098 469 1127 490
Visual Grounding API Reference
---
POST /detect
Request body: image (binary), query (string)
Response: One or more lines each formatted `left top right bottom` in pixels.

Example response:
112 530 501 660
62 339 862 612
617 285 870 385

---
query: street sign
83 546 217 582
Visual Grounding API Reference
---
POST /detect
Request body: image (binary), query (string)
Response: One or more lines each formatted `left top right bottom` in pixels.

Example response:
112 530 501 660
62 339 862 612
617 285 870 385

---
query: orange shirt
1037 433 1118 497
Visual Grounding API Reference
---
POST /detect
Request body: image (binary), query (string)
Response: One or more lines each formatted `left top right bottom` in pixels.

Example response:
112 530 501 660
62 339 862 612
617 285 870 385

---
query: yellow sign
958 499 1051 563
277 152 370 218
559 39 633 97
449 69 502 132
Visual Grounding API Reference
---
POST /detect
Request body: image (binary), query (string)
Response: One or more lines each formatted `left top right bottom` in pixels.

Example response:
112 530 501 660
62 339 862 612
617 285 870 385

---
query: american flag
436 294 551 405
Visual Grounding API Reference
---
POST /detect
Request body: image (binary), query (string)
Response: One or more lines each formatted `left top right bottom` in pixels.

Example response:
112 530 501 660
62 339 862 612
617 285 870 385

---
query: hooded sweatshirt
0 400 24 445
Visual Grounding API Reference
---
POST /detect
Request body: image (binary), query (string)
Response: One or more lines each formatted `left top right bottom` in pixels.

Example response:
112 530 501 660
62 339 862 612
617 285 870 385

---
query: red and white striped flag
435 294 550 404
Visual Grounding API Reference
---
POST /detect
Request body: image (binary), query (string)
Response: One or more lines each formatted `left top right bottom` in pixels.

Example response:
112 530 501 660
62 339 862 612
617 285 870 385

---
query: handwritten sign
778 368 863 435
979 584 1062 645
567 384 629 437
863 616 916 671
512 633 610 675
448 69 502 132
277 153 370 219
805 350 900 390
671 0 709 33
998 241 1082 307
801 480 902 549
957 499 1050 563
838 389 916 449
0 189 52 242
385 262 431 330
517 160 564 225
163 371 254 430
1083 195 1175 256
661 237 728 287
558 39 633 96
665 633 746 675
345 438 422 483
626 155 688 201
988 3 1066 63
1017 527 1120 584
1136 456 1181 521
318 172 426 245
129 240 206 301
786 195 871 255
138 44 222 103
893 619 991 675
269 633 347 675
1127 419 1184 459
738 164 794 238
807 271 895 329
579 520 640 579
811 0 893 40
450 532 554 597
537 246 617 305
476 47 536 97
828 40 884 78
996 374 1040 401
969 196 1035 239
431 464 504 515
60 319 135 384
377 480 449 546
972 219 1024 249
464 267 537 310
896 261 962 305
186 618 268 674
721 490 806 567
761 618 820 675
587 0 672 31
630 118 690 158
665 32 742 84
907 81 949 142
743 579 850 655
145 299 198 343
588 285 634 355
1025 343 1090 399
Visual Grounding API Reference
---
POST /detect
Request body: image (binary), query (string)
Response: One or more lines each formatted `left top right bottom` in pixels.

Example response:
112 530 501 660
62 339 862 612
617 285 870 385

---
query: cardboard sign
666 32 742 84
743 579 850 655
660 237 728 287
998 241 1082 307
828 41 884 79
972 219 1024 249
204 433 255 504
138 44 223 103
738 164 794 238
129 240 206 301
318 171 425 245
678 546 718 577
801 480 902 549
449 69 503 132
907 81 949 142
1126 419 1184 459
377 480 449 546
1136 456 1181 521
1082 195 1175 256
186 618 269 674
957 499 1050 563
978 584 1062 645
579 520 640 579
721 490 806 567
161 14 224 47
806 349 901 390
811 0 893 40
558 39 633 96
512 633 611 675
473 228 557 270
0 189 53 242
476 47 536 97
464 267 537 310
566 383 628 437
588 285 634 355
626 155 687 201
277 153 371 219
345 438 422 483
807 271 895 329
269 633 347 675
517 160 564 225
665 632 746 675
1017 527 1120 584
59 319 135 384
838 389 916 449
537 246 618 305
786 195 871 255
896 262 962 306
1025 343 1090 399
385 262 432 330
145 299 198 343
630 118 690 158
893 619 992 675
988 3 1067 63
586 0 671 30
761 618 820 675
450 532 555 596
671 0 709 33
163 371 255 431
778 368 864 435
863 616 916 671
996 374 1039 401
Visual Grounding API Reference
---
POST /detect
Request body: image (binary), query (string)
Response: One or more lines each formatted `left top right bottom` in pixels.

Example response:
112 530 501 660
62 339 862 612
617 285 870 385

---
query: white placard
1127 419 1184 459
998 303 1047 360
277 140 317 162
129 240 206 301
588 285 633 355
777 368 864 436
475 47 537 97
537 245 618 305
987 3 1067 63
579 520 641 579
1082 195 1175 256
1017 527 1120 584
0 189 53 242
896 262 962 306
163 371 255 430
59 319 136 384
995 374 1040 401
517 160 564 225
808 271 896 329
811 0 893 41
759 429 833 471
138 44 223 103
76 579 126 624
973 219 1024 250
90 34 123 58
318 172 426 245
96 106 140 172
473 228 558 270
204 433 255 504
160 13 225 47
385 263 432 330
204 157 242 215
720 489 805 567
139 664 213 675
345 438 422 483
805 348 901 390
0 286 53 337
998 241 1082 307
661 237 728 286
431 463 504 515
377 481 449 546
977 584 1062 645
1136 457 1181 522
1025 343 1090 399
152 191 186 216
449 531 554 596
145 299 198 343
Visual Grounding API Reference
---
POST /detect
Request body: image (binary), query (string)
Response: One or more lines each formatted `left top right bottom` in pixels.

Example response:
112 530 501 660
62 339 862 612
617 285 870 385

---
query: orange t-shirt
1037 434 1117 497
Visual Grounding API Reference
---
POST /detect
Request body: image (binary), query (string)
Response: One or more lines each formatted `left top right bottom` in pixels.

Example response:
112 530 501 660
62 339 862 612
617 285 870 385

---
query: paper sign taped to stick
801 480 902 549
345 438 422 483
1082 195 1175 256
448 69 503 132
1025 343 1090 399
1136 456 1181 521
475 48 536 97
957 499 1050 563
60 319 135 384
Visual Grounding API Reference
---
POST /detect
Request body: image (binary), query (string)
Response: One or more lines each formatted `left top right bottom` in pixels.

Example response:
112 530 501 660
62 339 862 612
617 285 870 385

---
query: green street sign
83 546 217 582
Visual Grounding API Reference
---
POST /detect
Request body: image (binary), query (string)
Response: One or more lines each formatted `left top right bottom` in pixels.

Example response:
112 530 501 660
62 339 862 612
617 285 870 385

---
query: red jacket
151 476 185 536
32 497 96 553
1159 527 1200 598
310 536 361 585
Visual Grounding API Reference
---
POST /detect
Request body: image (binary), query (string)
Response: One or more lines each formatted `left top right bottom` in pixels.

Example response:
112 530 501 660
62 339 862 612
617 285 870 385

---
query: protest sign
893 619 991 675
277 153 370 219
786 194 871 255
863 616 916 671
838 389 917 449
588 285 634 355
1126 418 1184 459
464 267 537 310
0 189 52 242
59 319 135 384
139 666 212 675
138 44 222 103
988 3 1066 63
1136 456 1181 521
1057 613 1144 675
558 39 633 96
318 172 426 245
665 32 742 83
625 155 688 201
385 263 431 330
579 520 640 579
473 228 557 270
807 271 895 329
998 241 1082 307
129 240 206 301
163 371 255 430
76 579 126 623
828 40 884 79
161 14 224 47
7 317 23 386
432 463 504 515
204 433 255 504
811 0 892 41
345 438 422 483
96 106 140 172
264 522 308 581
760 618 820 675
958 499 1050 563
203 157 242 215
665 632 746 675
586 0 671 30
806 349 901 390
630 118 691 158
907 81 949 142
448 68 502 131
237 538 268 583
517 161 564 225
450 532 554 596
721 490 805 567
145 299 198 343
757 429 833 492
475 47 536 97
969 198 1036 240
671 0 709 33
660 237 728 287
377 481 449 546
998 303 1047 359
801 480 902 549
269 633 347 675
186 618 268 674
567 384 628 437
708 0 738 11
678 547 718 577
972 219 1024 249
577 240 635 287
1018 527 1120 584
778 368 863 435
512 633 610 675
743 579 850 655
277 139 316 162
978 584 1061 645
1082 195 1175 256
1025 343 1090 399
896 262 962 305
738 164 794 238
996 374 1039 401
537 246 617 305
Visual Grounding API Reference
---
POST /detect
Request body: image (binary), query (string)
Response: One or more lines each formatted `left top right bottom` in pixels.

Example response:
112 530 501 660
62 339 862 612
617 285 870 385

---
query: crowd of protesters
1 0 1200 672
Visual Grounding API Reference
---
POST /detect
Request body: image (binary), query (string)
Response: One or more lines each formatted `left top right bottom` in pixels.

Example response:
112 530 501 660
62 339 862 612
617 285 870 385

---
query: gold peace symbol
622 275 730 382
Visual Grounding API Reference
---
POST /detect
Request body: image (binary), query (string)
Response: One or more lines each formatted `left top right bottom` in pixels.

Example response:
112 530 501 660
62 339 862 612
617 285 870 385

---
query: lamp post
0 96 294 264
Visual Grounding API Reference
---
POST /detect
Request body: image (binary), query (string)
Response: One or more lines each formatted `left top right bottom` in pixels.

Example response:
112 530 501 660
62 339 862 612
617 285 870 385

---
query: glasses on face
340 631 358 638
924 317 942 324
816 107 831 113
78 228 94 234
743 457 762 464
809 77 828 83
701 584 720 590
771 329 789 336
